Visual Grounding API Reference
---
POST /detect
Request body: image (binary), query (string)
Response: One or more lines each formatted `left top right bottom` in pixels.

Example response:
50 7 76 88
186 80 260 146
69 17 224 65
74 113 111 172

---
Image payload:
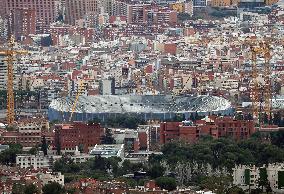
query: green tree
12 183 25 194
200 175 232 194
273 111 281 126
148 164 165 179
41 136 48 155
226 186 245 194
258 168 269 191
270 130 284 148
42 182 65 194
24 184 39 194
78 144 84 153
155 177 177 191
53 156 80 174
28 146 39 155
0 144 22 165
102 128 116 144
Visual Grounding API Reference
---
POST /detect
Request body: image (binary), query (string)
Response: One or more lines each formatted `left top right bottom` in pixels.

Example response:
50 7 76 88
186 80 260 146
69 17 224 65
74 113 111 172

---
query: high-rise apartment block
65 0 99 25
0 54 19 91
2 0 59 33
13 8 36 39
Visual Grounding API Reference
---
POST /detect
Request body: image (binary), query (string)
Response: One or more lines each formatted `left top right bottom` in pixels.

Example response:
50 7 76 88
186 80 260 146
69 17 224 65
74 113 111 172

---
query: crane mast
250 42 271 123
0 36 27 125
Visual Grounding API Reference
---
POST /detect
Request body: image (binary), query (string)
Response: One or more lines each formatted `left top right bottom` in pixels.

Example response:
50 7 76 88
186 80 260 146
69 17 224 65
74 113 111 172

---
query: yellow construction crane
0 36 28 125
69 80 84 122
250 42 271 122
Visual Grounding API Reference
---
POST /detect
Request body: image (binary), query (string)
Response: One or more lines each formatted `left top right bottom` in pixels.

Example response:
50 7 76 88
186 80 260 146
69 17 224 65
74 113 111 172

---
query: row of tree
12 182 65 194
88 114 146 129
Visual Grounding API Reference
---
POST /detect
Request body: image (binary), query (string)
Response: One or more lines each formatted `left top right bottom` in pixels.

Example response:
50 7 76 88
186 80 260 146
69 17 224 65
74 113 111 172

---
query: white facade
100 79 114 95
39 172 64 186
16 153 50 170
267 163 284 193
233 163 284 193
89 144 124 158
233 165 260 191
16 152 61 170
18 120 49 133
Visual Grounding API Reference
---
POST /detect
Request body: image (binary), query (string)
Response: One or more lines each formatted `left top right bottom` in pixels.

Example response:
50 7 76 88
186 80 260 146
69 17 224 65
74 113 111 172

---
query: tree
102 128 116 144
155 177 177 191
42 182 65 194
28 146 39 155
235 112 244 120
258 168 269 192
78 144 84 153
263 113 269 124
273 111 281 126
53 156 80 173
270 130 284 148
227 186 245 194
148 164 165 179
24 184 39 194
12 183 25 194
200 175 232 194
41 136 48 155
0 144 22 165
88 117 101 124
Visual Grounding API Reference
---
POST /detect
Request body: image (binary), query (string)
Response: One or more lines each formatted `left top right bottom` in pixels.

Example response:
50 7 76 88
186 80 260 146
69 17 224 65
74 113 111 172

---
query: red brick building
13 8 36 40
55 122 104 153
160 117 256 144
160 122 199 144
0 119 53 147
138 131 148 150
3 0 58 33
0 131 54 147
214 117 255 140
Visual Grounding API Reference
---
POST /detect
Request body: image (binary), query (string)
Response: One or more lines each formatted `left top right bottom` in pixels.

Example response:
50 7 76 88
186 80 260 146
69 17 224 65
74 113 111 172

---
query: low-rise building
160 116 255 144
39 172 64 186
89 144 124 158
0 119 53 148
16 152 61 170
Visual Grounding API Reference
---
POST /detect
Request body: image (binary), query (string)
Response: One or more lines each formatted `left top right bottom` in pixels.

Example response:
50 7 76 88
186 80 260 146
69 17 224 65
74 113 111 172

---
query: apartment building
65 0 99 25
55 122 104 153
160 117 255 144
2 0 59 33
16 152 51 170
0 119 53 147
233 163 284 193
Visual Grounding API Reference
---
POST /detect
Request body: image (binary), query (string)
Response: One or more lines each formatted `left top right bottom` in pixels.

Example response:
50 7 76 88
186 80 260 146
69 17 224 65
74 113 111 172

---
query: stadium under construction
48 95 234 122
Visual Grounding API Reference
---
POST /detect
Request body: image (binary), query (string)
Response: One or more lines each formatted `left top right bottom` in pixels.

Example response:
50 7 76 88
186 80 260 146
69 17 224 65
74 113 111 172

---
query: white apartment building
233 163 284 193
233 165 260 191
16 153 51 170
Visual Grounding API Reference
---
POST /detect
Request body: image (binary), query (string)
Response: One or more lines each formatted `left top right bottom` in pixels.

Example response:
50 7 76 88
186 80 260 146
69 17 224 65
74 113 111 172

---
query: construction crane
250 42 271 122
0 36 28 125
69 80 84 122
